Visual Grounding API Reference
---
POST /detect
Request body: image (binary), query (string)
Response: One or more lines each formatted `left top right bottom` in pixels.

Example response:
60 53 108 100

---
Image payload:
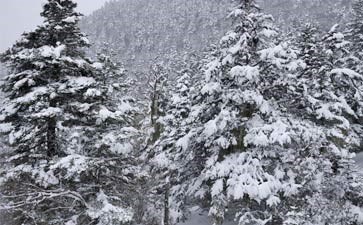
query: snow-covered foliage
1 0 363 225
150 1 363 225
81 0 353 76
0 1 139 224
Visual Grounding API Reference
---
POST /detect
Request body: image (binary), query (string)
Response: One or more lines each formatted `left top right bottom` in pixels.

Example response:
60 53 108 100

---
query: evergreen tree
348 0 363 74
274 22 363 225
171 1 300 224
168 1 363 224
0 1 138 224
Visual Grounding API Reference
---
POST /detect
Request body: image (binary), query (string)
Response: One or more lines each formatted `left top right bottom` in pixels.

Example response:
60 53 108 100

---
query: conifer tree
171 1 301 224
348 0 363 74
275 21 363 225
169 1 363 224
0 1 138 224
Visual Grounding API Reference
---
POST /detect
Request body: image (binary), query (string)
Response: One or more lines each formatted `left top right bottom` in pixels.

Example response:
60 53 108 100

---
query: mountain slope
81 0 353 73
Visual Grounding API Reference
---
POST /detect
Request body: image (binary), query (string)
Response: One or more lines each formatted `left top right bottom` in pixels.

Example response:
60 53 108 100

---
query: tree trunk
164 187 170 225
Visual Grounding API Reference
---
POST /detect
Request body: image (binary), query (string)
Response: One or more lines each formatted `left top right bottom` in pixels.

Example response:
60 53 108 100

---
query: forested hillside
260 0 352 28
81 0 353 73
81 0 230 73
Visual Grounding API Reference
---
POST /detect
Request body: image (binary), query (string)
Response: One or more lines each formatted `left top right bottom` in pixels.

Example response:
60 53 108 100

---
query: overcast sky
0 0 109 52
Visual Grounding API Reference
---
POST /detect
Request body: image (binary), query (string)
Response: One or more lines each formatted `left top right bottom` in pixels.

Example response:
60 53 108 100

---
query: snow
85 88 102 97
152 152 172 168
2 1 363 224
8 128 24 145
0 123 12 133
351 204 363 223
81 37 90 45
87 191 133 225
55 25 63 30
117 101 134 113
177 207 237 225
63 16 77 23
99 107 115 121
315 103 350 129
99 132 134 155
92 62 103 69
5 163 59 188
13 78 34 90
211 179 224 197
33 166 59 187
261 28 277 38
14 49 35 60
16 86 49 103
205 60 221 82
240 90 264 106
266 195 281 207
0 103 18 120
203 119 218 138
32 107 62 118
50 154 89 179
201 82 221 95
230 65 260 83
329 23 340 33
176 131 194 151
66 76 96 89
229 38 244 55
333 32 344 40
61 56 87 67
330 68 363 79
220 31 238 43
259 43 302 71
228 8 244 18
39 45 66 58
244 117 293 147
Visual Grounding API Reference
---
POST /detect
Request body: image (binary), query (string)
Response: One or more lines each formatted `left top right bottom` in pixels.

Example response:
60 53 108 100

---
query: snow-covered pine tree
293 23 326 95
348 0 363 74
168 0 363 224
0 1 138 224
272 22 363 224
322 24 363 148
170 1 303 224
346 0 363 151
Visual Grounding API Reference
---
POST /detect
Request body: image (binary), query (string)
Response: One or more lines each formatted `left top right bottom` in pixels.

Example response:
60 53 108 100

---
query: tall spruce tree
0 1 138 224
169 1 301 224
348 0 363 74
278 22 363 225
347 0 363 151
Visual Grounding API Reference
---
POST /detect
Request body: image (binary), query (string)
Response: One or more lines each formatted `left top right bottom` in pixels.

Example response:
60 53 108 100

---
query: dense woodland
1 0 363 225
81 0 353 74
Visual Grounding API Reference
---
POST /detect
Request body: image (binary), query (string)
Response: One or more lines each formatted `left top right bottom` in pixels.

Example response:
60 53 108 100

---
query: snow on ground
177 207 237 225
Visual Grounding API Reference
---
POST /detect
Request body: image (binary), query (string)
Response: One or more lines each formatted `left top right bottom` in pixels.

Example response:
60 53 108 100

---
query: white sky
0 0 109 52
